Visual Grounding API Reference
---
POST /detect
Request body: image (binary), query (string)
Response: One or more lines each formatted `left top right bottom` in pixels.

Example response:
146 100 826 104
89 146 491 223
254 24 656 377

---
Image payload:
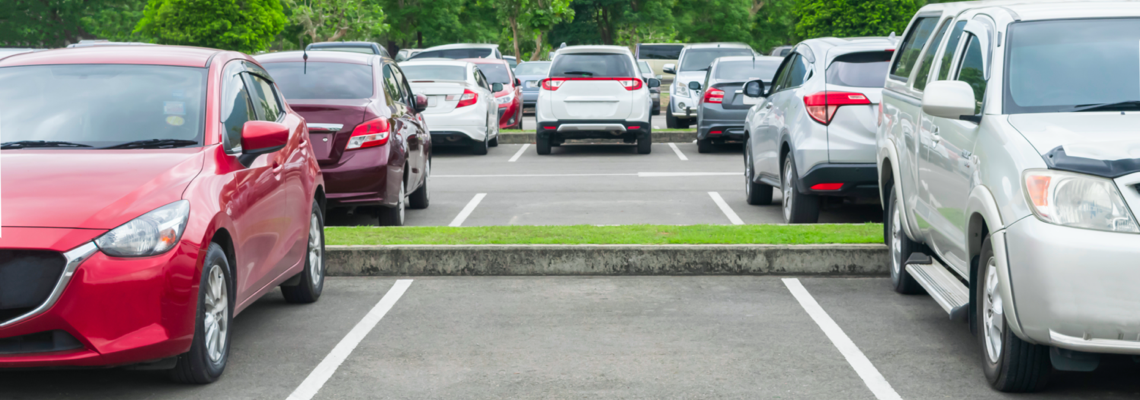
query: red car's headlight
95 200 190 257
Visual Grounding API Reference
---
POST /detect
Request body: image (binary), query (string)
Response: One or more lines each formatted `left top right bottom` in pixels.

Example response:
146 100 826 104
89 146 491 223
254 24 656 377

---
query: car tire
637 132 652 154
536 134 551 155
666 106 678 129
282 201 326 304
744 140 773 205
169 243 232 384
471 135 489 155
653 105 660 115
781 155 820 224
977 235 1051 392
489 136 499 147
377 182 405 226
408 161 430 209
697 138 713 153
887 188 925 294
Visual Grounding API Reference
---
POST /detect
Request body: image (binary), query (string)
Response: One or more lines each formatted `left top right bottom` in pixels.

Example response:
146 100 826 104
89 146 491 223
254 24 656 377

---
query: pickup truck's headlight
96 200 191 257
495 92 514 105
674 82 690 98
1023 170 1139 233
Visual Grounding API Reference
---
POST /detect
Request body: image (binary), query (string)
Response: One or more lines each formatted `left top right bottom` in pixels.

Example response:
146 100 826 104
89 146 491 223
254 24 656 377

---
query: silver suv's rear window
549 53 636 78
826 51 892 88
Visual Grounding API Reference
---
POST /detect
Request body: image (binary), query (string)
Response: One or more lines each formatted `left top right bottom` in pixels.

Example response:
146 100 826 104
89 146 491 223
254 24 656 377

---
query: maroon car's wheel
377 182 406 226
409 161 430 209
170 243 232 384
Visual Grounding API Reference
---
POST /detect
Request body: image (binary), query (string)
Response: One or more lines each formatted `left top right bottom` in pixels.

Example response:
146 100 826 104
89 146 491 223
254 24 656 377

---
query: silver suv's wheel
781 155 820 223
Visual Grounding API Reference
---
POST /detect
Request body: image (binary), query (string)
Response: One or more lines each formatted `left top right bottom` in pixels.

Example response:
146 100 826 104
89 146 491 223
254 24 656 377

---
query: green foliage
81 0 152 42
135 0 287 52
0 0 99 47
794 0 922 39
674 0 752 44
284 0 387 44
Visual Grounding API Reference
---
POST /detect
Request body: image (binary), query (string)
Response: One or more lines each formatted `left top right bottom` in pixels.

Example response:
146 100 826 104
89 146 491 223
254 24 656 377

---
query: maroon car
257 51 431 226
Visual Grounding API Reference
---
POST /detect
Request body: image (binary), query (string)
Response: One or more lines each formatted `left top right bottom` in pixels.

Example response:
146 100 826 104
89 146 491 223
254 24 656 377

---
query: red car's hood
2 149 205 230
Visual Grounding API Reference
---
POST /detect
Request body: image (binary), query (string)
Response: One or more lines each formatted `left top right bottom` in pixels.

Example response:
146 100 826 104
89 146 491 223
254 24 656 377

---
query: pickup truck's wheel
887 189 924 294
489 136 499 147
745 139 773 205
977 236 1051 392
377 182 405 226
781 155 819 223
170 244 232 384
666 106 678 128
536 133 551 155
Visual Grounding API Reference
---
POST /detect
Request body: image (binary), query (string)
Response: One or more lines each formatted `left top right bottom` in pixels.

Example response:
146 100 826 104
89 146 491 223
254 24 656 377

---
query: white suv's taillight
614 78 643 91
540 77 643 91
541 78 566 91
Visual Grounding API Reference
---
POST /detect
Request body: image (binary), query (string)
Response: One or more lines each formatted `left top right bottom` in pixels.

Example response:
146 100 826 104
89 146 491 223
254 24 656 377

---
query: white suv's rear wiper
0 140 93 149
1073 100 1140 112
102 139 199 149
559 71 595 77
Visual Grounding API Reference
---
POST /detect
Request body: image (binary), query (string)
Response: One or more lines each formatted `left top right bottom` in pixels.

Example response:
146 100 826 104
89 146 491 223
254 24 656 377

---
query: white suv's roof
555 45 632 55
421 43 499 51
398 59 473 67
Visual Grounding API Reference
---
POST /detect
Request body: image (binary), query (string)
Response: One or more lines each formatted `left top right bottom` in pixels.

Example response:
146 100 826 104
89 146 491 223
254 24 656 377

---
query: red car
463 58 523 130
257 51 431 226
0 46 326 383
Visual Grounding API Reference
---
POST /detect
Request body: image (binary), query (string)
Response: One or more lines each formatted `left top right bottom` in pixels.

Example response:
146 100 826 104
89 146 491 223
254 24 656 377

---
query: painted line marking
708 191 744 225
449 193 487 227
782 278 903 400
434 172 738 178
668 143 688 161
638 172 738 177
508 144 530 162
287 279 413 400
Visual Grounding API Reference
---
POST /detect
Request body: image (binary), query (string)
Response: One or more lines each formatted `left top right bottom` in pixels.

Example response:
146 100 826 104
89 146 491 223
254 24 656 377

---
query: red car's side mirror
414 94 428 113
241 120 289 155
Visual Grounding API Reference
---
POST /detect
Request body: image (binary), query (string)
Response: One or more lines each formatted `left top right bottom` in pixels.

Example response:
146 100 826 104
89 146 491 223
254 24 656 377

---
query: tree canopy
135 0 287 52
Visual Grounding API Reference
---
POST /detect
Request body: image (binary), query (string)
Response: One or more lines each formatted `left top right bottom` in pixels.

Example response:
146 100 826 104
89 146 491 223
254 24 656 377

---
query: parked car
0 46 326 383
514 60 551 109
410 43 503 60
635 43 684 80
878 1 1140 392
258 51 430 226
464 58 523 130
0 48 35 58
740 37 894 223
693 55 781 153
769 45 793 57
536 45 659 155
65 40 153 48
504 55 518 70
664 43 754 128
638 60 662 115
306 41 391 58
401 59 502 154
395 48 422 61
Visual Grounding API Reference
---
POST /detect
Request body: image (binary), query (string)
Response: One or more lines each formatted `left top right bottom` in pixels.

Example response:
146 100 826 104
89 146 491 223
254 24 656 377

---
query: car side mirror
688 81 701 91
492 82 504 92
922 81 978 121
515 78 521 87
414 94 428 112
743 79 765 98
242 121 288 155
663 64 676 74
648 78 661 88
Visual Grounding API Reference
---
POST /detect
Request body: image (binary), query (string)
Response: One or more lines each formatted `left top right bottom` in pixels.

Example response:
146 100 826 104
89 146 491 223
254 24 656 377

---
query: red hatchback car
464 58 523 130
0 46 327 383
257 51 431 226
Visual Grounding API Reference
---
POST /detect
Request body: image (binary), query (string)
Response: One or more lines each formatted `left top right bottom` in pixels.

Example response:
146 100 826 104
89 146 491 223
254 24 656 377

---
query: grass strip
326 224 883 246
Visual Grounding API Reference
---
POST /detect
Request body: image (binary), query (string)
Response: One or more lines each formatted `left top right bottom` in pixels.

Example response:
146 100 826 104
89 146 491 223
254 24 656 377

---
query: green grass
325 224 883 246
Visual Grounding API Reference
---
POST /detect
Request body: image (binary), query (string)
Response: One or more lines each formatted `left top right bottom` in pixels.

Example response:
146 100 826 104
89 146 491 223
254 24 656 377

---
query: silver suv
879 1 1140 392
740 37 895 223
664 43 754 129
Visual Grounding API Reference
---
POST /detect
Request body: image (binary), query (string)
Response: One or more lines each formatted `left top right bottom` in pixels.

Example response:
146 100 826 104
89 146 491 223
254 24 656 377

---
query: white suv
535 45 659 154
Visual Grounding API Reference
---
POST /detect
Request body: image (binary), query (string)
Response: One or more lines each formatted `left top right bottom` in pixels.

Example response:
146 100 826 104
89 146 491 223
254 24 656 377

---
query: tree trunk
509 15 521 59
531 31 544 61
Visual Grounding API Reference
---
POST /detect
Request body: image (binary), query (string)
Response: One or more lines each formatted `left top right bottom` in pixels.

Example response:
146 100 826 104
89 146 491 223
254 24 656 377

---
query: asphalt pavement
7 277 1139 399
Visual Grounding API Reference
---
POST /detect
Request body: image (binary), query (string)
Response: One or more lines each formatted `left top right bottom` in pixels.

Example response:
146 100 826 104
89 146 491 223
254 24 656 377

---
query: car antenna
301 37 309 74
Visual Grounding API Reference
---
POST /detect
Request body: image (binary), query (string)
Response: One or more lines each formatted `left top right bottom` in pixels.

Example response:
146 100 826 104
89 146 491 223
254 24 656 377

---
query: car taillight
804 91 871 125
453 89 477 108
615 77 643 91
541 78 566 91
346 118 390 150
541 77 643 91
704 88 725 104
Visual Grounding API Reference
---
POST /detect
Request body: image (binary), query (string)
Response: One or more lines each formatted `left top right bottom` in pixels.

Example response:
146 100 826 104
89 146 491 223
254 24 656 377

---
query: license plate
428 96 440 107
525 80 538 88
742 96 762 105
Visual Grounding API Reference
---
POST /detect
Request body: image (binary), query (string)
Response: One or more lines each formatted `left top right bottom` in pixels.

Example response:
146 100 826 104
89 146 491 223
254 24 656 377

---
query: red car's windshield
0 64 206 148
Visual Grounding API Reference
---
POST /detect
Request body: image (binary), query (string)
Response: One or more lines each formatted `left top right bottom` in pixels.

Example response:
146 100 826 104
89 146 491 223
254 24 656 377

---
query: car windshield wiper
0 140 93 149
102 139 200 149
1072 100 1140 112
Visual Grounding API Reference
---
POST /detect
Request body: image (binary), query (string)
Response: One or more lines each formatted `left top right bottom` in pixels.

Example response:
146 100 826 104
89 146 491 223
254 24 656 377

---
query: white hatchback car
535 45 660 154
401 60 502 154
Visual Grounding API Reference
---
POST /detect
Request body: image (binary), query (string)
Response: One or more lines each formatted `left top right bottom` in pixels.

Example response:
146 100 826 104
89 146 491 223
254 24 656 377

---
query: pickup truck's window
827 51 892 88
637 44 684 60
913 21 950 91
958 35 987 114
403 65 467 81
1006 18 1140 113
890 17 939 81
938 21 968 81
714 59 782 82
550 53 637 78
679 48 754 72
264 62 374 99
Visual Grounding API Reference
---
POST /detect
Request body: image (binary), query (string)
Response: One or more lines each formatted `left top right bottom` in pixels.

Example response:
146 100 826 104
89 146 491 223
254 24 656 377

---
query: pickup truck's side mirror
492 82 504 92
662 63 676 74
687 81 701 91
414 94 428 112
743 79 765 98
648 78 661 88
922 81 978 121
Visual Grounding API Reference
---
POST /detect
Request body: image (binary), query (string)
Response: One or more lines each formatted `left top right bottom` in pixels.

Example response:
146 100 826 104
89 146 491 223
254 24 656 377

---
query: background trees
135 0 286 52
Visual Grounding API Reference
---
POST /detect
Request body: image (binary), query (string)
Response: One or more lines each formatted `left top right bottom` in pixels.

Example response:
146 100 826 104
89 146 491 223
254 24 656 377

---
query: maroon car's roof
0 45 222 67
256 51 376 65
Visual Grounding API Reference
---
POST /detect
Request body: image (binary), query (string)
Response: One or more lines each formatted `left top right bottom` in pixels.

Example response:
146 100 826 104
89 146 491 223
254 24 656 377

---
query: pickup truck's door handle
931 127 942 146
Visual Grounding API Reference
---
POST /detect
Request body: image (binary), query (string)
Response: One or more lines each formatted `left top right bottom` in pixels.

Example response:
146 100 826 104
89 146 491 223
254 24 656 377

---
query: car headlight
674 82 689 98
1022 169 1139 233
496 92 514 105
96 200 191 257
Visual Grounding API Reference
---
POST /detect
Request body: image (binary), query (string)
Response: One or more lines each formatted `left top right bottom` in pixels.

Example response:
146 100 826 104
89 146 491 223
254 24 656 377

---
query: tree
521 0 574 60
285 0 387 45
82 0 153 42
674 0 752 44
135 0 287 53
794 0 922 39
0 0 103 47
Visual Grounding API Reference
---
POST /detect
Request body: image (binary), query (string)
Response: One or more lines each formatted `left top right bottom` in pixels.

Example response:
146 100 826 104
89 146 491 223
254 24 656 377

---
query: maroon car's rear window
264 62 374 99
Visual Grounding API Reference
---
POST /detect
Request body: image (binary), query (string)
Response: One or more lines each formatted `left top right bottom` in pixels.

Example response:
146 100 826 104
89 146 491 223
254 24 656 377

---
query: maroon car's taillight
804 91 870 125
346 118 390 150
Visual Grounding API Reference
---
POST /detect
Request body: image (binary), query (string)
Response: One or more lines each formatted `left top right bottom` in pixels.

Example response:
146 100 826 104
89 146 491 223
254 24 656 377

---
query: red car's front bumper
498 96 521 129
0 228 200 368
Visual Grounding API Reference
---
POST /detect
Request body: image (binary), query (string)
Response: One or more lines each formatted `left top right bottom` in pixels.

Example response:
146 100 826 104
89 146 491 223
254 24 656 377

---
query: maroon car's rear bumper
320 144 399 208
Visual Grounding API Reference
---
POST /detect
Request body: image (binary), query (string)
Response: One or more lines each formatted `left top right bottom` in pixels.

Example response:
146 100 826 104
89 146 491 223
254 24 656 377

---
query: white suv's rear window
550 54 636 78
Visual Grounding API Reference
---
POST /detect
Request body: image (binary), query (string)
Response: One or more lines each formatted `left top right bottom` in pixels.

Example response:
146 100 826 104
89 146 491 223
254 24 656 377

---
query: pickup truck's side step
905 254 970 320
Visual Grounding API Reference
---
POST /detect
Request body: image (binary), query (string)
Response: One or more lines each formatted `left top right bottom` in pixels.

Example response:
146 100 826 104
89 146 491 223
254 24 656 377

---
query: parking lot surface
6 277 1139 399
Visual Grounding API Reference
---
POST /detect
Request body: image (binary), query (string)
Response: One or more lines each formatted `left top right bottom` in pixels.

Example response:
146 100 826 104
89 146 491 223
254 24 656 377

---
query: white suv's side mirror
662 63 676 74
922 81 977 120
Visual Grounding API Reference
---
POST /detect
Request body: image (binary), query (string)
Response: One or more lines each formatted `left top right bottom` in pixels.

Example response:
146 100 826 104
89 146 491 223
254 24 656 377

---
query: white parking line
668 143 688 161
287 279 413 400
708 192 744 225
449 193 487 227
783 279 902 400
508 144 530 162
434 172 738 178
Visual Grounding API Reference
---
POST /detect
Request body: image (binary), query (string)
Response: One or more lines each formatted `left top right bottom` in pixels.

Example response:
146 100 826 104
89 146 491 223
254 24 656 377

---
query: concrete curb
498 131 697 144
326 244 888 276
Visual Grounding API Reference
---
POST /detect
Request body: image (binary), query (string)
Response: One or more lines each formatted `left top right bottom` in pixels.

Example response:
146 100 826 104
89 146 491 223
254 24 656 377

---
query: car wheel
666 106 678 129
977 236 1051 392
377 182 405 226
887 188 924 294
781 155 820 223
170 243 232 384
489 136 499 147
408 161 430 209
536 133 551 155
282 201 326 304
637 131 652 154
697 138 713 153
744 140 773 205
471 135 489 155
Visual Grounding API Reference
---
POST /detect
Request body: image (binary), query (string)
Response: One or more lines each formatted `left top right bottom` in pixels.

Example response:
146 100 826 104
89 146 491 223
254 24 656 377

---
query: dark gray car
693 56 781 153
